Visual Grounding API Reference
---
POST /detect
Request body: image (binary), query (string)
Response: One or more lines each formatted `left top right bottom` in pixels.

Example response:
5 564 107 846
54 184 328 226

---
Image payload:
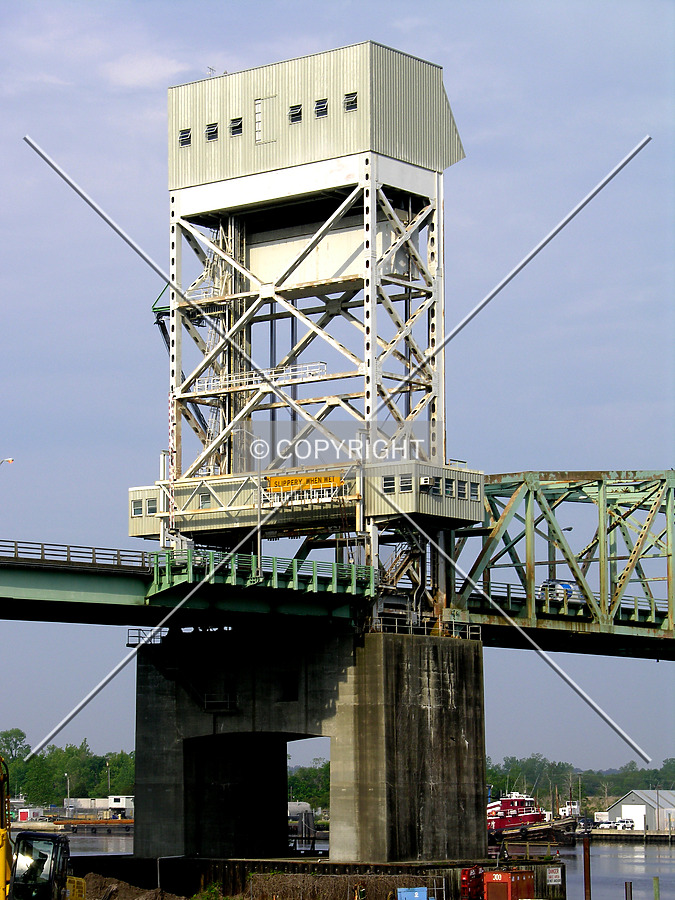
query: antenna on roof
207 66 216 77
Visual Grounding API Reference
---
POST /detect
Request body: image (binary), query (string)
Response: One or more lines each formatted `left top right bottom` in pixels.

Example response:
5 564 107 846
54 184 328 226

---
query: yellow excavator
1 757 85 900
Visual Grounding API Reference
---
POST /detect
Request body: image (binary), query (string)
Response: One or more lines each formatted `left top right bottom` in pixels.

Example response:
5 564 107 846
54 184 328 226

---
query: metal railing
372 614 481 640
193 361 327 394
465 579 669 620
0 539 153 569
127 628 168 646
154 548 376 585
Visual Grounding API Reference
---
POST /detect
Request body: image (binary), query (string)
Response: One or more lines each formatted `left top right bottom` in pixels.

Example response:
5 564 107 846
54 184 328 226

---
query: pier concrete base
134 623 486 861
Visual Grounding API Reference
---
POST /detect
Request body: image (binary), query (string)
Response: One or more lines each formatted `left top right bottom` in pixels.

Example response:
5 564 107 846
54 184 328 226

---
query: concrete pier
134 623 486 861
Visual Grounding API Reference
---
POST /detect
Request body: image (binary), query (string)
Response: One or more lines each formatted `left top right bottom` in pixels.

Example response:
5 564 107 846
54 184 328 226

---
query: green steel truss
447 471 673 642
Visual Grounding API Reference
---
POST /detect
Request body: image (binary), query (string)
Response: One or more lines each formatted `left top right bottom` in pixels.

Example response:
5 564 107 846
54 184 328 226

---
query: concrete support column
330 633 486 861
134 625 486 863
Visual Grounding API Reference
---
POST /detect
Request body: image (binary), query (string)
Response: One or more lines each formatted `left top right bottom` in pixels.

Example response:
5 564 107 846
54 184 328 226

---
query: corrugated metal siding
370 43 464 171
363 463 483 521
168 41 462 191
169 44 371 190
128 487 160 538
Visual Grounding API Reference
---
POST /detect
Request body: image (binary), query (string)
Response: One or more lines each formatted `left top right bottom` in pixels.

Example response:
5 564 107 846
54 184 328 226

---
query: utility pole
656 784 660 831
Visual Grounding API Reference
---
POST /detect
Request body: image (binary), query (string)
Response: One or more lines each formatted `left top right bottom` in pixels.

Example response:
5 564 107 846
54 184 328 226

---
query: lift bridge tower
128 43 487 863
130 40 484 617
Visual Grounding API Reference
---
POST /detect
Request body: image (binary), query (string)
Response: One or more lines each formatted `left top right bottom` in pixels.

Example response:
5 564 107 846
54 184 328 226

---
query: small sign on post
547 867 563 886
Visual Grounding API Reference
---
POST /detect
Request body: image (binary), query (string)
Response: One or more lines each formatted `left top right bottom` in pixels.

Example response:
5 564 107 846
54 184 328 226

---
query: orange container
484 870 535 900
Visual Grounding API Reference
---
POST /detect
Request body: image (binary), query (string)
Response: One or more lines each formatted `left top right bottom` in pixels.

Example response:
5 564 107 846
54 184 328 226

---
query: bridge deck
0 540 376 625
0 539 672 657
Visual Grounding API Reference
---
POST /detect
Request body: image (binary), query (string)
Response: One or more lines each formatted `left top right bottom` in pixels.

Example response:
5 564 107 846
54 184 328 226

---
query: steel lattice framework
445 471 674 655
164 171 445 484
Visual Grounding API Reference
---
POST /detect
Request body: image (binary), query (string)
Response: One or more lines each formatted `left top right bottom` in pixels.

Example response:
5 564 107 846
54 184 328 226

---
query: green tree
288 758 330 810
0 729 31 762
92 751 135 797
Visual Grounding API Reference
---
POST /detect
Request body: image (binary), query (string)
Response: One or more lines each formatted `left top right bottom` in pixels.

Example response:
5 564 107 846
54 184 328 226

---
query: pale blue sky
0 0 673 770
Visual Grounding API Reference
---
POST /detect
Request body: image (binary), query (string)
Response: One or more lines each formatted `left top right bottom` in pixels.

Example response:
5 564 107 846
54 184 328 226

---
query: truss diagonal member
481 495 527 592
338 306 408 368
183 388 266 477
377 201 434 280
376 188 433 286
456 483 528 607
615 517 655 602
183 319 224 377
334 396 365 421
376 287 429 367
180 403 209 444
178 295 267 392
579 529 600 577
609 482 667 617
276 310 337 368
376 384 406 425
178 218 262 290
486 485 574 568
178 480 225 515
179 227 209 267
378 394 433 460
267 401 336 468
274 186 363 288
533 484 602 620
377 378 435 432
274 294 362 366
267 382 351 441
378 290 436 371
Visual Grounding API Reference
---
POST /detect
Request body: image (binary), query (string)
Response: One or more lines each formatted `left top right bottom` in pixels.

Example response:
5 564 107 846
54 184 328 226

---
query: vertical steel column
269 303 276 455
169 207 183 480
548 522 557 581
447 529 456 601
598 478 608 618
363 157 377 444
429 171 445 462
525 481 536 620
432 530 447 612
363 158 379 566
608 502 618 611
667 476 674 630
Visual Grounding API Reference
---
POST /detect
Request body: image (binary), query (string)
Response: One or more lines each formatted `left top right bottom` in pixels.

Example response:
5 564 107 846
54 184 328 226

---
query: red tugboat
487 791 546 834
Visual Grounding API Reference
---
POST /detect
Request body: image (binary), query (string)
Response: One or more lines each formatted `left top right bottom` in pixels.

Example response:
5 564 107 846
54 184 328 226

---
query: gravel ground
84 872 189 900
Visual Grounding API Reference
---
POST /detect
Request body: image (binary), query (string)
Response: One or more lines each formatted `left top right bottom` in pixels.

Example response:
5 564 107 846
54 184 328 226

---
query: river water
559 843 675 900
68 836 675 900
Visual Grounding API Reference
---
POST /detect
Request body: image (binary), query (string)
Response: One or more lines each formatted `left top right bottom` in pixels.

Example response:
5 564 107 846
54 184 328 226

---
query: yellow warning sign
267 473 342 493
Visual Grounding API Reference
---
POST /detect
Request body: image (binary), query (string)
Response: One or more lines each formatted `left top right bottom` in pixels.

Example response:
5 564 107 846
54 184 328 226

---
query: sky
0 0 673 775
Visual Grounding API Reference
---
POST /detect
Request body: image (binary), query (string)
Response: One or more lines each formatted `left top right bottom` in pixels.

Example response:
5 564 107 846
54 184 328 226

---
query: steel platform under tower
129 42 488 862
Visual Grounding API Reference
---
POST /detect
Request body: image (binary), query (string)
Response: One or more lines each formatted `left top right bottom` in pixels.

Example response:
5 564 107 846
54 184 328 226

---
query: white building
606 790 675 831
65 795 134 818
559 800 581 818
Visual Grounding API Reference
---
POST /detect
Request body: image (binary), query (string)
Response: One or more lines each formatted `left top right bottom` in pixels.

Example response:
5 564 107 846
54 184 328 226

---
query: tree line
487 752 675 813
0 729 134 808
3 728 672 814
